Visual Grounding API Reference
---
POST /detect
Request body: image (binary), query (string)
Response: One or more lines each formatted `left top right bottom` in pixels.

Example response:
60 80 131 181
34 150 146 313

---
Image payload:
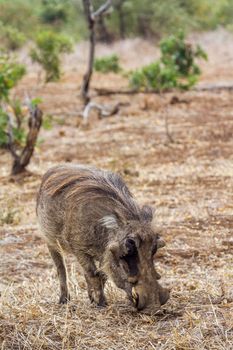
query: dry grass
1 32 233 349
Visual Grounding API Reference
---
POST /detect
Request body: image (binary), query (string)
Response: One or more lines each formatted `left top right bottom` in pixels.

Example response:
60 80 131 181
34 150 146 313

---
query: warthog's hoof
159 287 170 305
59 293 70 304
88 291 107 307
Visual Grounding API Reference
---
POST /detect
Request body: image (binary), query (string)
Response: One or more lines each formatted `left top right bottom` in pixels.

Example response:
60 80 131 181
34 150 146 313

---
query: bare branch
92 0 112 19
81 0 114 104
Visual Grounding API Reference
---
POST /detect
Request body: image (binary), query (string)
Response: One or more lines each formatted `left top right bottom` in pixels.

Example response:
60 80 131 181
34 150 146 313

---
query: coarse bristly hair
38 164 154 225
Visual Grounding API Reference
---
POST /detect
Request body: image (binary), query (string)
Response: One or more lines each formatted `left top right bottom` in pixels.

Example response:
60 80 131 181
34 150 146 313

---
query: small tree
81 0 122 122
81 0 112 104
130 31 207 91
160 30 207 89
30 31 73 82
4 99 43 175
0 52 43 175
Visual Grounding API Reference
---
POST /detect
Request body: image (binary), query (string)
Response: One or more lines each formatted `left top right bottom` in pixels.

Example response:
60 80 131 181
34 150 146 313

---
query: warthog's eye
152 244 157 256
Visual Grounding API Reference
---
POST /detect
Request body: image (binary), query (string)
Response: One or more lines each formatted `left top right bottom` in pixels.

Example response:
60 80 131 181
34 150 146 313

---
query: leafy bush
40 0 69 25
94 55 121 73
0 53 26 101
130 62 180 91
30 31 73 82
130 31 207 91
160 31 207 77
0 22 26 51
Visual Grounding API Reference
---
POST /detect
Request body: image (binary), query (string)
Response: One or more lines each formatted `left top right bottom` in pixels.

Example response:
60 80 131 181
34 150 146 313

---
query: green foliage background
0 0 232 44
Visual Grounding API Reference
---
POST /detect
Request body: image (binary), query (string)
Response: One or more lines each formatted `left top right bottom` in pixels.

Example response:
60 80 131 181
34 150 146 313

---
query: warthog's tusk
132 287 138 304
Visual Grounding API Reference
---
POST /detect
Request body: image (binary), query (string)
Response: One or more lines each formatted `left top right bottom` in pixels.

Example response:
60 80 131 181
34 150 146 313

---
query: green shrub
30 31 73 82
94 55 121 73
130 62 178 91
0 52 26 101
160 31 207 76
130 31 207 91
40 0 69 25
0 22 26 51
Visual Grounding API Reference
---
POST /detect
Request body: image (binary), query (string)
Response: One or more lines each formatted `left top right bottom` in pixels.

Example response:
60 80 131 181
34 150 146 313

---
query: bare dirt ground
0 30 233 349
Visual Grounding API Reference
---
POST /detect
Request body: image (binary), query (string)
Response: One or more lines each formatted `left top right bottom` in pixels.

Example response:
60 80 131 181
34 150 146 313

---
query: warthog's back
36 164 142 251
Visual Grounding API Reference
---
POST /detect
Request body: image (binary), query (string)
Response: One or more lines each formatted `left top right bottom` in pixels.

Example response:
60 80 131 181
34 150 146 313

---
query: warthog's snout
132 285 148 311
108 231 170 312
132 283 170 312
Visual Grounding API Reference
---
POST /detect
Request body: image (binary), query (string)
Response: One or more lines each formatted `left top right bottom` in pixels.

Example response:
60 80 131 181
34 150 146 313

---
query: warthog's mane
38 164 153 223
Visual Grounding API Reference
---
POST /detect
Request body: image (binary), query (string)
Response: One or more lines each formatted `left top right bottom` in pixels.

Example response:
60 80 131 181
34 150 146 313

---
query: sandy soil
0 30 233 349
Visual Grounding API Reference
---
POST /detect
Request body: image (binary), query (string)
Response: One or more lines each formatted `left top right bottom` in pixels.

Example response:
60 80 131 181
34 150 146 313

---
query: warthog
37 164 170 312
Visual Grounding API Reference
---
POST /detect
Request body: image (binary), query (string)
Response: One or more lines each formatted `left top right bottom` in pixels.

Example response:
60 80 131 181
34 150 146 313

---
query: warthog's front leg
78 253 107 307
85 271 107 307
48 245 70 304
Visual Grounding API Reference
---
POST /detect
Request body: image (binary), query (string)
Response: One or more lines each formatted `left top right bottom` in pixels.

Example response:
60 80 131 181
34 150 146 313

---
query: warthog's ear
141 205 154 222
157 235 165 249
99 215 119 230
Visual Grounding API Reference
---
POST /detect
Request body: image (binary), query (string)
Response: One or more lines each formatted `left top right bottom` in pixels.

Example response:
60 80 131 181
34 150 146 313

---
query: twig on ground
165 112 175 144
82 101 120 124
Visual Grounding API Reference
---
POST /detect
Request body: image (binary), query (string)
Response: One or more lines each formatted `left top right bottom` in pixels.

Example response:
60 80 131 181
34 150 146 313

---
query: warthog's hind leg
48 245 70 304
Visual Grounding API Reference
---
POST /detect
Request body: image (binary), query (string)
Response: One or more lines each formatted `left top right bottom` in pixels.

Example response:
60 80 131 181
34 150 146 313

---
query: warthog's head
101 208 170 312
